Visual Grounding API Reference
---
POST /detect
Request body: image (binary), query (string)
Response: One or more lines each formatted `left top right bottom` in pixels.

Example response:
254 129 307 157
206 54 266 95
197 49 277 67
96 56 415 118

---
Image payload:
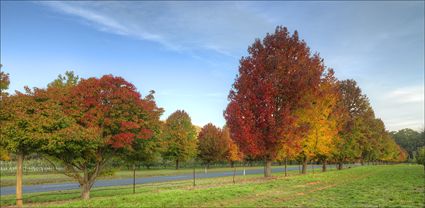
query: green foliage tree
391 128 424 160
0 66 10 95
0 67 10 161
334 79 374 168
198 123 228 168
47 71 79 89
415 146 425 172
162 110 197 169
0 87 66 207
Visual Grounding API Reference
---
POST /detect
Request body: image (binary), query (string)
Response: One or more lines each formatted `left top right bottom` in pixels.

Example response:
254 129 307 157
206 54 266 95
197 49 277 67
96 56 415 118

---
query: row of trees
0 26 411 207
224 26 407 177
0 69 239 206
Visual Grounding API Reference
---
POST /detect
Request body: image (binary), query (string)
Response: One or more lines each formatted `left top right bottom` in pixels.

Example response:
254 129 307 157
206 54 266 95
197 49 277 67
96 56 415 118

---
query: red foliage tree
43 74 162 199
197 123 228 168
225 26 327 177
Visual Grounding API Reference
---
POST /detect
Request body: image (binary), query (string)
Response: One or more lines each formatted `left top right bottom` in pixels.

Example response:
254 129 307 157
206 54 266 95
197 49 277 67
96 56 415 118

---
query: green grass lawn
1 165 276 187
1 164 423 207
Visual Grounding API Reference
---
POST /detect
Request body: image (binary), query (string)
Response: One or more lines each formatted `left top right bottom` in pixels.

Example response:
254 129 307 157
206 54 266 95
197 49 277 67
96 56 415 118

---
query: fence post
193 165 196 186
133 163 136 194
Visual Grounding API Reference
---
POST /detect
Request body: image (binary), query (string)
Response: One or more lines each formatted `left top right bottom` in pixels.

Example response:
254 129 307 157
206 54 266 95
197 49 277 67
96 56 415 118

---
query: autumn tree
295 70 343 173
379 132 403 163
47 71 79 89
0 66 10 96
0 87 66 207
276 141 301 176
333 79 373 169
222 127 243 167
225 26 327 177
0 68 10 161
162 110 197 169
197 124 228 168
123 106 163 170
42 74 162 200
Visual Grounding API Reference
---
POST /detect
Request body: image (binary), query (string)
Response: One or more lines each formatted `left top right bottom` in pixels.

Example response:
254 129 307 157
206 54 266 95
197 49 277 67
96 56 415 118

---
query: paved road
1 165 339 195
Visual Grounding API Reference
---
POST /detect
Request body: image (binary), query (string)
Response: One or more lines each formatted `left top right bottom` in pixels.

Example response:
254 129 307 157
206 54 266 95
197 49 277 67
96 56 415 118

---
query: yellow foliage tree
295 70 342 173
222 127 243 167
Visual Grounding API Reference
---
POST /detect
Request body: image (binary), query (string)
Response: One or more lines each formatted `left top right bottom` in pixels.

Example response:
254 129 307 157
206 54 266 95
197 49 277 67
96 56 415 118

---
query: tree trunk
284 157 288 177
360 159 364 166
176 159 179 170
322 160 327 172
264 160 272 177
16 153 23 208
298 162 301 174
337 162 343 170
80 167 91 200
81 183 90 200
230 161 234 168
302 158 307 174
233 167 236 184
311 161 315 174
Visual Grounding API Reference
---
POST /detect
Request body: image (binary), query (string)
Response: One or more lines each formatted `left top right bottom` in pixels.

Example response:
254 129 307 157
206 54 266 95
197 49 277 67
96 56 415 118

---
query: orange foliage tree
222 127 243 167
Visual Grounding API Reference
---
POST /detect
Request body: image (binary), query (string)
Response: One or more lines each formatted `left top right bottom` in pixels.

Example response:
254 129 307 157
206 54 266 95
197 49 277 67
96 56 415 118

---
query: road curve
1 165 337 195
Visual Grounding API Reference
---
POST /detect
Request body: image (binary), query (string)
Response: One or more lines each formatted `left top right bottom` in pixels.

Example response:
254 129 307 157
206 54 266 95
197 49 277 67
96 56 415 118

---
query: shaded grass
2 164 423 207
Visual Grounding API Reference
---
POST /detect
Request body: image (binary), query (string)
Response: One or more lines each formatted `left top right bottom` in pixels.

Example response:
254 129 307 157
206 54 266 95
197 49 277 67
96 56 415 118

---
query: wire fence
0 159 63 175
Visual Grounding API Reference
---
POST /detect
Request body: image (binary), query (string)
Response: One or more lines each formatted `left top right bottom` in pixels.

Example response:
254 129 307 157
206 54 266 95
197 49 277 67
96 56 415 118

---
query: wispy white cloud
386 85 424 103
40 1 274 55
371 85 424 131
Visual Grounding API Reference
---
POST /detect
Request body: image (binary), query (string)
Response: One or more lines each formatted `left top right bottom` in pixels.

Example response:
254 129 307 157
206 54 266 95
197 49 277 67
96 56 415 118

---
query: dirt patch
306 181 320 185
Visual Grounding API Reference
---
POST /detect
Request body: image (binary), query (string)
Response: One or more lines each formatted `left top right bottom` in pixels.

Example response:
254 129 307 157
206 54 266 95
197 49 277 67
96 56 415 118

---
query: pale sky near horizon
1 1 424 131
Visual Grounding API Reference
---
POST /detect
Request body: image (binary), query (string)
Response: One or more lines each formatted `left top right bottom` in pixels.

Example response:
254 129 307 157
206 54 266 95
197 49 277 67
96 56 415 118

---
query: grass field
1 164 423 207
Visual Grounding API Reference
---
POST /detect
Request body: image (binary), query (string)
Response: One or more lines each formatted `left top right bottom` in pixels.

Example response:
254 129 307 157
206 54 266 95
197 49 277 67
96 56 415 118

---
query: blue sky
1 1 424 131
